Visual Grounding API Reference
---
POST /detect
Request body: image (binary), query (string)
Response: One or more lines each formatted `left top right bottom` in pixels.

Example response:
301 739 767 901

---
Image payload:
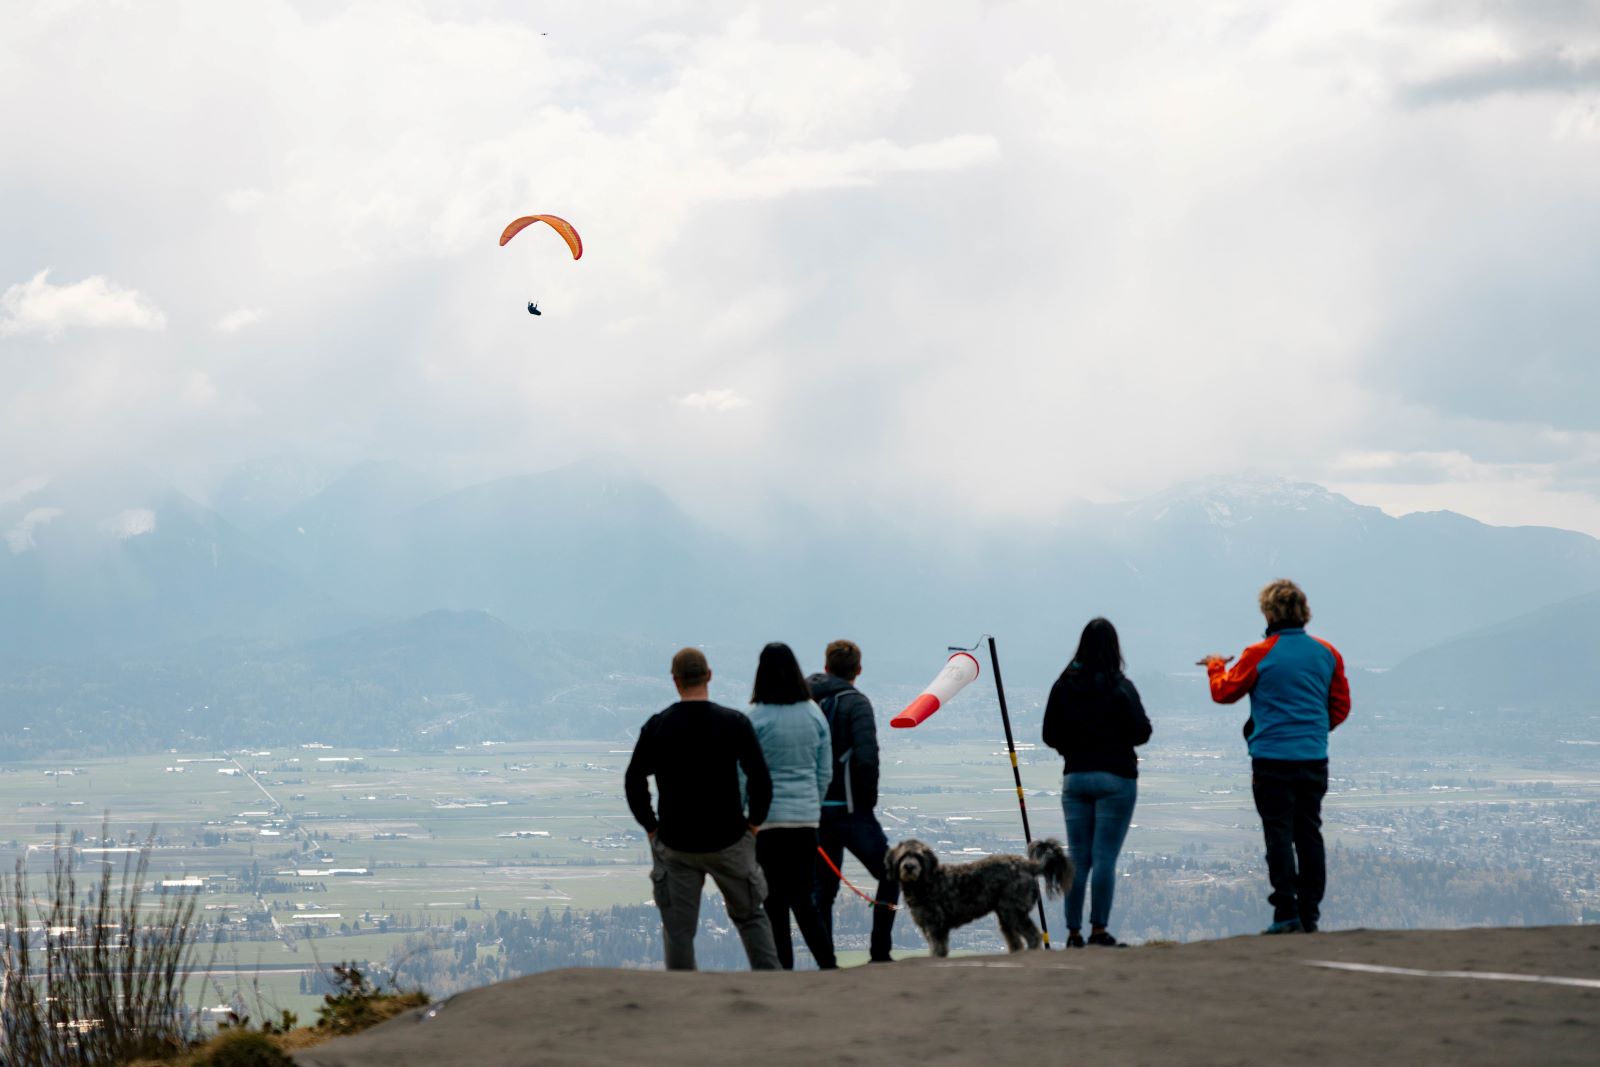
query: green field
3 721 1595 1012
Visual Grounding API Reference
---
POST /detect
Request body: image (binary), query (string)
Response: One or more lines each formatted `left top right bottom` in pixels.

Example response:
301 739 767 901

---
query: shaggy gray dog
886 838 1073 957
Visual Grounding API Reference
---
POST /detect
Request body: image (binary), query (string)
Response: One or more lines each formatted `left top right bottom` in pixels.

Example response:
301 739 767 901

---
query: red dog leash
816 846 899 911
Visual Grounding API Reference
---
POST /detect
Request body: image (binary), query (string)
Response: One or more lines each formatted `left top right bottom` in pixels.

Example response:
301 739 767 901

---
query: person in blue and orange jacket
1200 579 1350 935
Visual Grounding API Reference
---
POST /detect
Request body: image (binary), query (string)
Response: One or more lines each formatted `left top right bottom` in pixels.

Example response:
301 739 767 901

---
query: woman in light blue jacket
747 642 837 970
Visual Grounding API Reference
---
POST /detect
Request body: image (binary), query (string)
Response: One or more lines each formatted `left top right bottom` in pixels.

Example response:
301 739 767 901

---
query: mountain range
3 458 1598 752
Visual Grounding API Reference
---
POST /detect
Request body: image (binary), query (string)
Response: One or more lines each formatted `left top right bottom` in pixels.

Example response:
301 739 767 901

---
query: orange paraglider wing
499 214 583 259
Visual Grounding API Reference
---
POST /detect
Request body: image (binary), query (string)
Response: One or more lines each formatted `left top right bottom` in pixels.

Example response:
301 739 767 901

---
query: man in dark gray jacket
808 639 899 962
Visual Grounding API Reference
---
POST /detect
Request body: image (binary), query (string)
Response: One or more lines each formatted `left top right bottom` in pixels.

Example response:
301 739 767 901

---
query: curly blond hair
1258 579 1311 627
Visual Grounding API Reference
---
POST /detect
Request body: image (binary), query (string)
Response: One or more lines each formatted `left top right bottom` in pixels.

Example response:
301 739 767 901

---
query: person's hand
748 823 760 836
647 829 656 842
1196 654 1234 668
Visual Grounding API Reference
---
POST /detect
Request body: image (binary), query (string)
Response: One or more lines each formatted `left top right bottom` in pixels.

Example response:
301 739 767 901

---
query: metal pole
987 636 1051 948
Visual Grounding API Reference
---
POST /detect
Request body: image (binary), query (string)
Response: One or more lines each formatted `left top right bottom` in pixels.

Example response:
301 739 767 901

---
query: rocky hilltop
298 926 1599 1067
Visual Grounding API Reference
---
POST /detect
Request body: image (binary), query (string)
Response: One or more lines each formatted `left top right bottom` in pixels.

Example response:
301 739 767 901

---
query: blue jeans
1061 771 1137 931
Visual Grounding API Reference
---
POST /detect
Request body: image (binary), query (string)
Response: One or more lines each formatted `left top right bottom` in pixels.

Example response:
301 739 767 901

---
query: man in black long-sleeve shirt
625 647 780 970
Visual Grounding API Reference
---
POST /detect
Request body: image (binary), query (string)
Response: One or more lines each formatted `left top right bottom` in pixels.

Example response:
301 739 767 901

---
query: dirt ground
295 925 1600 1066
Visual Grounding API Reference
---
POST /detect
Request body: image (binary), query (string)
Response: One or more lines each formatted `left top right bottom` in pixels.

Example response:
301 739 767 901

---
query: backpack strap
819 693 855 810
819 693 842 728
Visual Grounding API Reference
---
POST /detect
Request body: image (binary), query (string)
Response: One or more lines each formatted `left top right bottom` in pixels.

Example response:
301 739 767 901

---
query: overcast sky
3 0 1599 533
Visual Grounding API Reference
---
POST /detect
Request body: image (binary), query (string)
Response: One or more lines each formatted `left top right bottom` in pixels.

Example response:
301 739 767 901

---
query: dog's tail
1028 838 1074 900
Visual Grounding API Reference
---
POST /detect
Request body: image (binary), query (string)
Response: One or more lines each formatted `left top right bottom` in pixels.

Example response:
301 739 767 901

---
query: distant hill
0 610 672 757
382 457 740 634
292 608 668 712
1378 590 1600 710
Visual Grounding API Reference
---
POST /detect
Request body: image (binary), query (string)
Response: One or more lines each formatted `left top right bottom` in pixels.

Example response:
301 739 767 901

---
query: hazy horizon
8 451 1600 552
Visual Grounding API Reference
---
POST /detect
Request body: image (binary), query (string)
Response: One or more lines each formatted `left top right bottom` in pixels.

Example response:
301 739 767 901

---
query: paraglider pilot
527 302 542 316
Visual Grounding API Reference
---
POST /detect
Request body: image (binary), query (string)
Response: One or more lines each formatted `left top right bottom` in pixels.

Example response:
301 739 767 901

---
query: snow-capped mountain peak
1133 472 1364 527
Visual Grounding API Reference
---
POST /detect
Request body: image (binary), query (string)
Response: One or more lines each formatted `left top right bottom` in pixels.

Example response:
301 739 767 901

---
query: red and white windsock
891 651 981 728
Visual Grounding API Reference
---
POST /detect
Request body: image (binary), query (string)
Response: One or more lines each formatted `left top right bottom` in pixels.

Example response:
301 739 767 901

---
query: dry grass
1 827 207 1066
126 992 429 1067
3 825 427 1067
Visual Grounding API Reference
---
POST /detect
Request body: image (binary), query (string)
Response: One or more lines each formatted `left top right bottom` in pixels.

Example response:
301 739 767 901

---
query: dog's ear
920 845 938 872
884 845 897 874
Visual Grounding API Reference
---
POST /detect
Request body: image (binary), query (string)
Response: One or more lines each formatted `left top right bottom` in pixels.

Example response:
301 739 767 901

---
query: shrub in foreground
192 1031 296 1067
314 964 429 1036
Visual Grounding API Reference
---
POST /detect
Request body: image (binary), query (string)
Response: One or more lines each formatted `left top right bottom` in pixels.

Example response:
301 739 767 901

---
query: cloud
1393 1 1600 105
102 508 156 540
183 372 218 406
1326 456 1600 533
1368 239 1600 432
724 135 999 198
215 307 264 333
678 389 750 412
5 507 64 554
1322 415 1600 530
222 187 266 213
1 2 1598 536
0 270 166 338
1399 50 1600 105
1328 447 1562 487
0 474 52 507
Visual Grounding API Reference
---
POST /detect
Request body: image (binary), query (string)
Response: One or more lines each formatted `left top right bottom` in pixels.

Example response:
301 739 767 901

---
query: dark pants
650 833 780 971
1251 757 1329 924
815 809 899 961
756 827 837 970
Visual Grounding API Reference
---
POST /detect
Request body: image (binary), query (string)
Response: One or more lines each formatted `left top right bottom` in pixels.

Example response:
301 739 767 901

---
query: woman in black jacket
1041 618 1152 947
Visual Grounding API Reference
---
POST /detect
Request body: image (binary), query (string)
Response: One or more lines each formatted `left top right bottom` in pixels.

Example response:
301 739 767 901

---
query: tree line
382 845 1576 993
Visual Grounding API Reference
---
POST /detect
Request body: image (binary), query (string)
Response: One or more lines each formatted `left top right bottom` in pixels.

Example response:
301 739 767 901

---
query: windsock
892 651 981 728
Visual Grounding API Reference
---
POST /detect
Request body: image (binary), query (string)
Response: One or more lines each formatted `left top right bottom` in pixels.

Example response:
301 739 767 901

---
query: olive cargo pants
651 832 780 971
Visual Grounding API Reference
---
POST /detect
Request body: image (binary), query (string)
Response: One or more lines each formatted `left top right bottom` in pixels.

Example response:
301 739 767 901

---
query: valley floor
296 925 1599 1066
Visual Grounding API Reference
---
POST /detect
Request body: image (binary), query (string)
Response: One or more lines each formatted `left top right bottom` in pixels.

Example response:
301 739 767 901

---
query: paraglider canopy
500 215 582 259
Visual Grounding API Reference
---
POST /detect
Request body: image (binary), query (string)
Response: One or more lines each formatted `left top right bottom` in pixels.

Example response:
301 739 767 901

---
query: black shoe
1300 920 1319 934
1086 931 1123 947
868 954 894 963
1065 932 1085 948
1262 918 1302 935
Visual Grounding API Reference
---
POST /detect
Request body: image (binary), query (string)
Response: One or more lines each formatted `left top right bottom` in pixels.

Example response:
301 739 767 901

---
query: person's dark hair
824 638 862 680
1068 617 1125 676
671 647 710 689
751 642 812 705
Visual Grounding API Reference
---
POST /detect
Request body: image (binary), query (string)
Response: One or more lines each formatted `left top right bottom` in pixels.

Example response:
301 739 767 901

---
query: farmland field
3 707 1597 1011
